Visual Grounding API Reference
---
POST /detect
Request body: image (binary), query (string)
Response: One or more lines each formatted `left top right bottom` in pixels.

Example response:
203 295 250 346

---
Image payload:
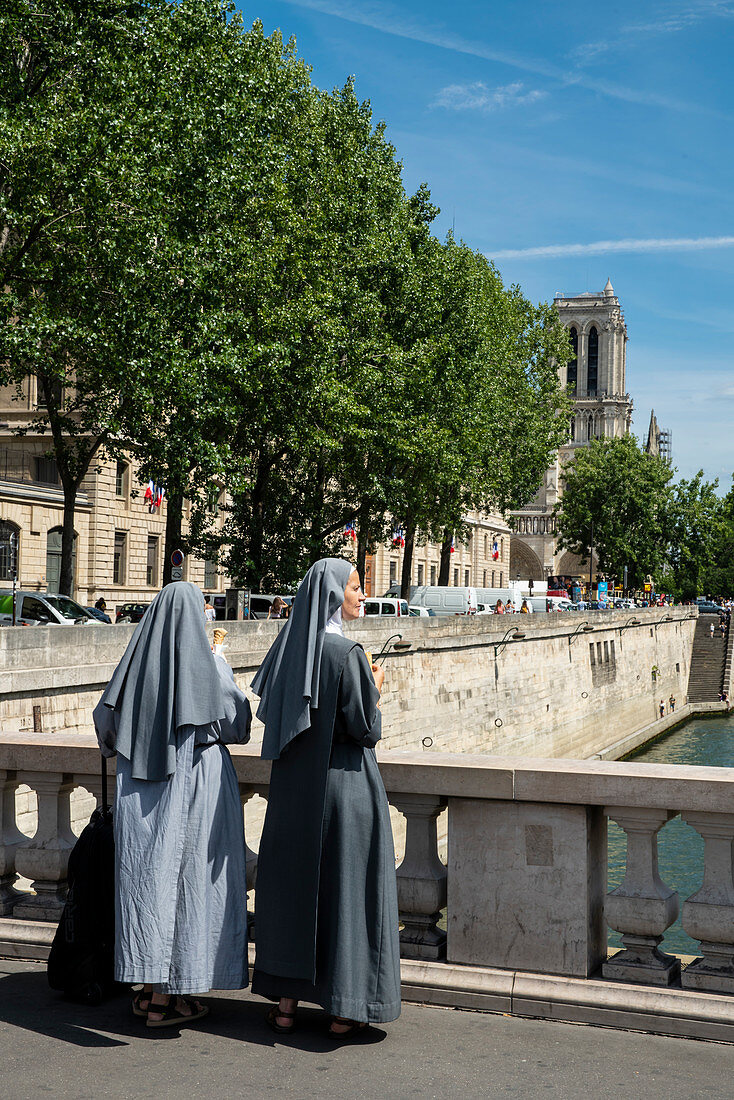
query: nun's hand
371 664 385 693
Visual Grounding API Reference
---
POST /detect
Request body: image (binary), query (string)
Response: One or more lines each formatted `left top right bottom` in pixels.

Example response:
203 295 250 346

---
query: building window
146 536 159 587
464 568 470 586
453 568 459 586
389 560 397 584
113 531 127 585
483 569 487 586
568 327 578 391
204 555 218 589
46 526 76 591
491 570 495 587
430 564 436 585
499 571 503 586
0 521 20 581
570 417 575 442
34 455 60 484
207 484 221 516
587 327 598 394
417 563 424 585
115 461 128 498
483 535 488 556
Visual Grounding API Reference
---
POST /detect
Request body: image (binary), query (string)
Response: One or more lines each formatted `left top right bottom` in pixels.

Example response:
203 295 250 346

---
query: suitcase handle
101 753 111 821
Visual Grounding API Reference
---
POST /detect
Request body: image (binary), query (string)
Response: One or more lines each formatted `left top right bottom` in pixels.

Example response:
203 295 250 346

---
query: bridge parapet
2 734 734 1008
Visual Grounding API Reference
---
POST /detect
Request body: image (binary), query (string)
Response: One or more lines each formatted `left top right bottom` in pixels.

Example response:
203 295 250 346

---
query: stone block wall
1 610 696 763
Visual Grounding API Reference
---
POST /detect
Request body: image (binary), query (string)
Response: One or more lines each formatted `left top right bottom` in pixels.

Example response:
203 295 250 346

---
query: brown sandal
132 990 151 1017
146 996 209 1029
266 1005 297 1034
327 1016 369 1041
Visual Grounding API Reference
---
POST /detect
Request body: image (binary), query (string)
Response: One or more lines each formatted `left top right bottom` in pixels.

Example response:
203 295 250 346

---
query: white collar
324 607 344 635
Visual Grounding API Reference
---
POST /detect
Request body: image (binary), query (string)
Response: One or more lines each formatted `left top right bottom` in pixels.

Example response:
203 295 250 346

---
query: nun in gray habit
251 558 401 1037
93 582 251 1028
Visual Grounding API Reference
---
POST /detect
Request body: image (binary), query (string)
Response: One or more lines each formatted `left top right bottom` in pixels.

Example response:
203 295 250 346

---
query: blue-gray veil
93 582 241 781
251 557 353 760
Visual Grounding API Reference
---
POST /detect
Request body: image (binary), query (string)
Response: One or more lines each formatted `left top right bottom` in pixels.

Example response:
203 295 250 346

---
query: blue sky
243 1 734 486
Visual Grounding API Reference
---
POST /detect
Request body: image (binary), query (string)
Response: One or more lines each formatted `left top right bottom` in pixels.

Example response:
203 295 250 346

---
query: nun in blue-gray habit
251 558 401 1038
93 582 251 1028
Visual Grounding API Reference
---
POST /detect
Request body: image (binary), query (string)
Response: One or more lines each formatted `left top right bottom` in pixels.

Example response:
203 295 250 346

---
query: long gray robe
110 657 251 994
252 635 401 1023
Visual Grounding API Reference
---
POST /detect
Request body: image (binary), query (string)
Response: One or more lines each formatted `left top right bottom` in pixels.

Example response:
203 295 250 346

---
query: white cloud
432 81 546 112
572 1 734 63
487 235 734 260
282 0 717 115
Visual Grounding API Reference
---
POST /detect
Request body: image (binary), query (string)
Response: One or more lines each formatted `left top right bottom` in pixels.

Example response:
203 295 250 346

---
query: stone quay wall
0 607 696 762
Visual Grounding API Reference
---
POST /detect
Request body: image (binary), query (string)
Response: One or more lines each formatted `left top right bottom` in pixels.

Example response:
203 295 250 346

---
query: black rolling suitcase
47 757 117 1004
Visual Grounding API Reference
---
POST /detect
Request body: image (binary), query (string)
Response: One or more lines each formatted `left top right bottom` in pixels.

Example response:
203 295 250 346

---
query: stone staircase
687 614 727 703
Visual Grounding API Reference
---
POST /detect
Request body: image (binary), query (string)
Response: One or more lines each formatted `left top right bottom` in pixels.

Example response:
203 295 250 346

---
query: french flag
492 539 499 561
144 480 154 504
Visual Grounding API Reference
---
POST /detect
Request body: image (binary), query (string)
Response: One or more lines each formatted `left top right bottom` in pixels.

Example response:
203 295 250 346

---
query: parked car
364 597 410 617
85 606 112 624
115 602 150 624
408 605 435 617
0 590 94 626
696 601 723 614
406 586 478 616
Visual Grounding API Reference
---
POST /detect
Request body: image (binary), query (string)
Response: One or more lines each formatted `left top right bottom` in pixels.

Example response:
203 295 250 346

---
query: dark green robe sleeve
334 646 382 747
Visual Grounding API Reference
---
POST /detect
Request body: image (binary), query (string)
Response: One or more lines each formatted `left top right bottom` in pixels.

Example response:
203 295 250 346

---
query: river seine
608 713 734 955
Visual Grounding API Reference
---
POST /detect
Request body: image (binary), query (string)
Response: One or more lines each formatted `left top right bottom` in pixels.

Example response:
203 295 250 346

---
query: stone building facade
0 377 227 608
509 280 633 583
365 509 512 597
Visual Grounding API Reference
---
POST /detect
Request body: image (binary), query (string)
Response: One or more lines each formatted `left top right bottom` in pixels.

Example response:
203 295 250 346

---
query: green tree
660 472 722 600
554 436 674 589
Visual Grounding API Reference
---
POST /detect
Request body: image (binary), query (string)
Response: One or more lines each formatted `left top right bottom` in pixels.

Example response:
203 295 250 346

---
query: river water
608 713 734 954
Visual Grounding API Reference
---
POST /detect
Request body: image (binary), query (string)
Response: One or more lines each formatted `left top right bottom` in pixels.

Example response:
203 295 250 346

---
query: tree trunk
162 486 184 586
438 527 453 586
356 500 371 583
400 521 416 601
58 481 78 596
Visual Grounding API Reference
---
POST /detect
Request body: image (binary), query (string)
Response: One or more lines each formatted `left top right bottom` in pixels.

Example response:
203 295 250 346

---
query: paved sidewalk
1 959 733 1099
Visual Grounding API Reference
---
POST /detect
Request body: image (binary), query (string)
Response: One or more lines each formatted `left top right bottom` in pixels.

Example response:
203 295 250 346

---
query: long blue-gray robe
110 657 251 994
252 635 401 1023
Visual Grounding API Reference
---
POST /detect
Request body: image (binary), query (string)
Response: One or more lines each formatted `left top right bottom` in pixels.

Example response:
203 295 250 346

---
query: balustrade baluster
603 807 680 985
239 785 264 892
0 770 24 915
13 772 76 921
390 793 447 960
680 811 734 992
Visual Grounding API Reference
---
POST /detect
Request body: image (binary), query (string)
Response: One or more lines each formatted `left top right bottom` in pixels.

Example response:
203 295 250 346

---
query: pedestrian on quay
204 594 216 622
267 596 286 620
710 622 716 639
93 582 252 1027
659 699 665 719
669 694 676 713
251 558 401 1040
494 599 505 614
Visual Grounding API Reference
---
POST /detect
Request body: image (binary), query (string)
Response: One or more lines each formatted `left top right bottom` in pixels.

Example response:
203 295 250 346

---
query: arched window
587 327 598 394
0 521 20 581
46 526 77 592
567 326 578 392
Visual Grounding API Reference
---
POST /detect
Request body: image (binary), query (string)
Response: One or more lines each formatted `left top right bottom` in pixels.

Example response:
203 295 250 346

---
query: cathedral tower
509 282 634 583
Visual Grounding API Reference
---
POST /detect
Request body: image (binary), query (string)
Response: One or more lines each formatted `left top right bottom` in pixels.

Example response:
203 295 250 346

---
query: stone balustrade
2 733 734 1003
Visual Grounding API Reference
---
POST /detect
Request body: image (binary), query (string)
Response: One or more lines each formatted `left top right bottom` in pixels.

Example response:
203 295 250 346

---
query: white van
407 586 478 616
363 597 410 617
0 590 94 626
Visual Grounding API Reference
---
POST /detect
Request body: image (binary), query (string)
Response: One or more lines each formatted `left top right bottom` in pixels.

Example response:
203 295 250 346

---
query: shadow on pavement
0 965 386 1053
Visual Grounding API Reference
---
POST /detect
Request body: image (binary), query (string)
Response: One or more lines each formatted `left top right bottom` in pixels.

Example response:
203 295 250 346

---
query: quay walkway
2 958 734 1100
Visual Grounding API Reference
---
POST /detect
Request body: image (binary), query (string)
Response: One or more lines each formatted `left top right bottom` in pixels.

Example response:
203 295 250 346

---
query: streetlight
568 621 594 647
494 627 526 658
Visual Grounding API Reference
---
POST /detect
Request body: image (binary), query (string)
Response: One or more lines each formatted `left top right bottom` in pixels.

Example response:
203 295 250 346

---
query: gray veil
93 582 242 781
251 558 353 760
